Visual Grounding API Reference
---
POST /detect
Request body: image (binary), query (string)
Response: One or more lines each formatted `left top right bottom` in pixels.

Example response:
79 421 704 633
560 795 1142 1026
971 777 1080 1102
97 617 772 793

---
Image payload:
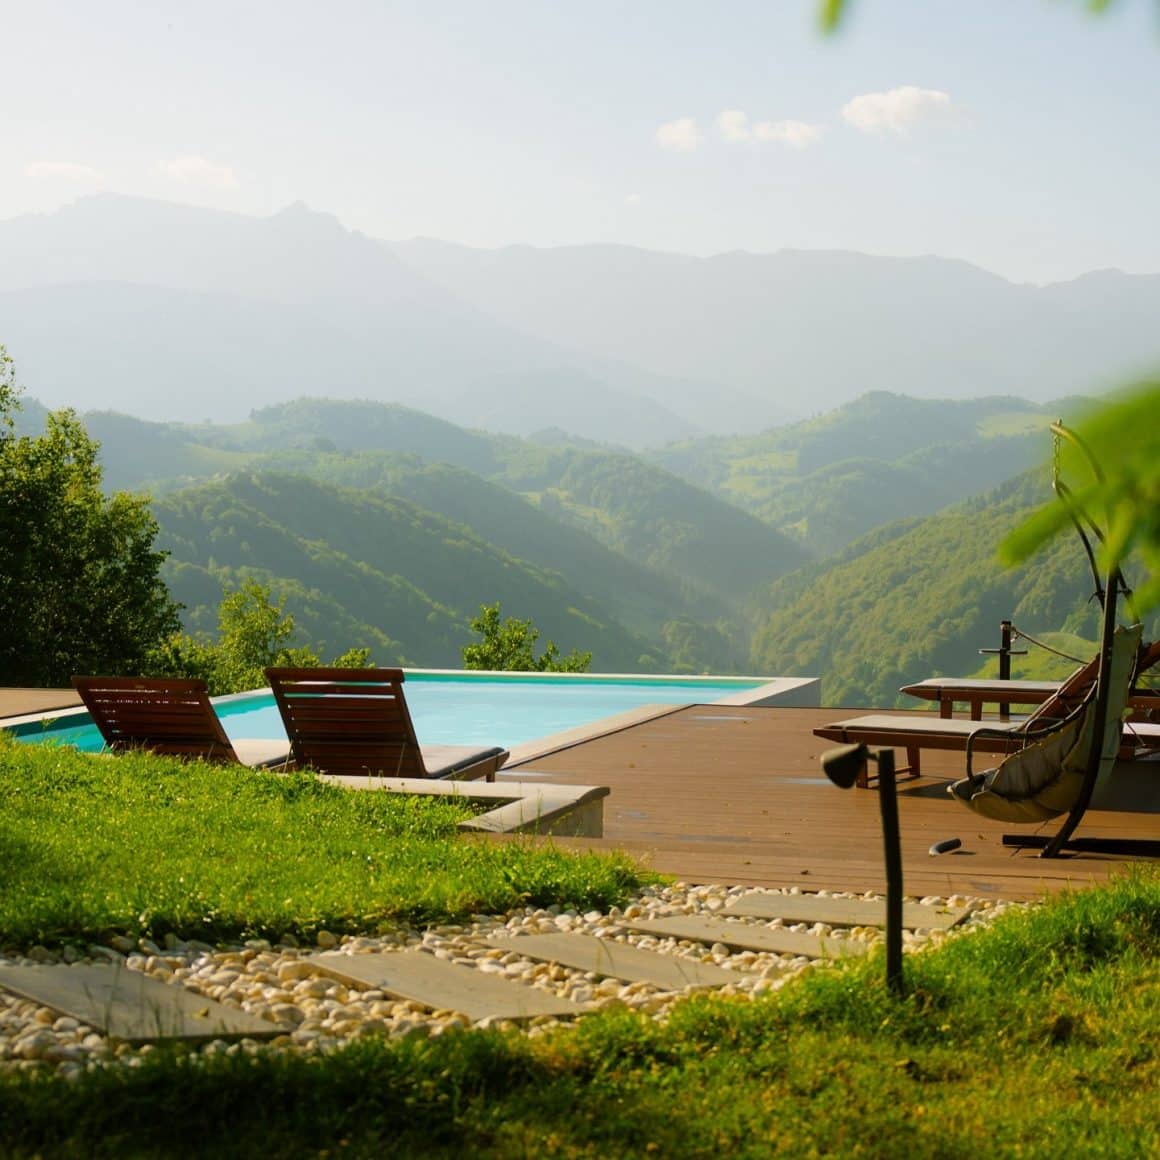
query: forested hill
153 473 667 672
654 393 1070 556
31 389 1155 697
83 398 807 609
251 453 733 641
750 468 1160 708
488 445 808 603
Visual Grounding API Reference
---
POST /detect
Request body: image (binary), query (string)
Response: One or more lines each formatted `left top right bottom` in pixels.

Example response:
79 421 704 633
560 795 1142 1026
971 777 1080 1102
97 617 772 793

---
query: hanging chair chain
1008 625 1087 666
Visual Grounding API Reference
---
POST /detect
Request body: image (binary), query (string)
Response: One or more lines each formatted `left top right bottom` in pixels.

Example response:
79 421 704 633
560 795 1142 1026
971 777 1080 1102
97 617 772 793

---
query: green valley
26 390 1153 701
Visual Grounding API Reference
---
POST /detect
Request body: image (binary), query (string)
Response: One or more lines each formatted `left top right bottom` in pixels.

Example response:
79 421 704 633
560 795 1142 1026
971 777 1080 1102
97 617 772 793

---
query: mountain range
3 195 1159 448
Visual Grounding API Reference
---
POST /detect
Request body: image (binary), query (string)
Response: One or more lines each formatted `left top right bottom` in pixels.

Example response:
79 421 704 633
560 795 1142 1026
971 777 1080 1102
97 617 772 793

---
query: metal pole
980 620 1025 721
998 621 1012 720
876 748 905 996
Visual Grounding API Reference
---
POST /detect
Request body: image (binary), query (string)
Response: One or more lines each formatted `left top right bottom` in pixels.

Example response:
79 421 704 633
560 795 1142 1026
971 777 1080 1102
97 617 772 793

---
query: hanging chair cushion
949 624 1142 823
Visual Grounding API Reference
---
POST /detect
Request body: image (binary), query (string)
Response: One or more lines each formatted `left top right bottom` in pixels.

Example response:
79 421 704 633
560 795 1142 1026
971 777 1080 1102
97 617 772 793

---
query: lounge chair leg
857 746 921 787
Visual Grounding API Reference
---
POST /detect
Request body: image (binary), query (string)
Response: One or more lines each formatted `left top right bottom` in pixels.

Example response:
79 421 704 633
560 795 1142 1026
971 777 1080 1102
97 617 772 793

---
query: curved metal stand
1003 422 1144 858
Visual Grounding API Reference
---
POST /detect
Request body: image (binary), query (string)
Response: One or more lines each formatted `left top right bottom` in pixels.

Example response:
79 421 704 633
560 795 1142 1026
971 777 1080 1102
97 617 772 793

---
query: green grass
1 871 1158 1157
0 736 651 948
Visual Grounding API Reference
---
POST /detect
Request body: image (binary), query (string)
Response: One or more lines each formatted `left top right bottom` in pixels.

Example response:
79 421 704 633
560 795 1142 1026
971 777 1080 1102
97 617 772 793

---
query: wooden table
901 678 1160 721
901 678 1056 720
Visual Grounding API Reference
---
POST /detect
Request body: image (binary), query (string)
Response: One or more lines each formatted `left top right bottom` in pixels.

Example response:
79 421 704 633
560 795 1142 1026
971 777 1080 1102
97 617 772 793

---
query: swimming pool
11 671 817 756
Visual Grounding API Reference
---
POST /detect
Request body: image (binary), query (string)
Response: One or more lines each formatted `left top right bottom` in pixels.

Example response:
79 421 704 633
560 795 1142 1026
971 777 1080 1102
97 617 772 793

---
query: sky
3 0 1158 285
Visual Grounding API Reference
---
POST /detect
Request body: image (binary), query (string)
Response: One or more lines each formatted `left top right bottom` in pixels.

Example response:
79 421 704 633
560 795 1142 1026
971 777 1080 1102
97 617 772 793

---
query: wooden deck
505 705 1160 902
0 688 82 720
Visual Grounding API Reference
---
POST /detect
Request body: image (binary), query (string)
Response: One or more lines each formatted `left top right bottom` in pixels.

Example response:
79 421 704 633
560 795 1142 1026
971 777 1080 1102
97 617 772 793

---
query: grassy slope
2 844 1157 1156
0 738 649 947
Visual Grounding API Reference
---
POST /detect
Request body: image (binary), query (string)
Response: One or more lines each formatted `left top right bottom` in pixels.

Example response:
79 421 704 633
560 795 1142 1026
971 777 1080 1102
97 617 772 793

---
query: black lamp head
820 743 870 789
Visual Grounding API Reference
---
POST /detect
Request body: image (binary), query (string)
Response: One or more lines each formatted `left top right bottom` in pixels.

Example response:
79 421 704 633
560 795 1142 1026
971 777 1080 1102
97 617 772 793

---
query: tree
0 346 181 686
462 602 592 673
149 578 373 694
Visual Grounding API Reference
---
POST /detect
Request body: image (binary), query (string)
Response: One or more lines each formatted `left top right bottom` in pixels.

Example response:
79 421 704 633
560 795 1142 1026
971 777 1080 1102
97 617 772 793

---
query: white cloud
753 119 825 149
160 155 237 188
23 161 103 183
716 110 751 143
716 111 824 149
841 86 956 135
655 118 702 153
625 193 642 206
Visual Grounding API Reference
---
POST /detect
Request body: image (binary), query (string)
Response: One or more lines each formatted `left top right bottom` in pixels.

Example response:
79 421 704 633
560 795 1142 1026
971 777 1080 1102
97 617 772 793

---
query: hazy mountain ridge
0 197 724 445
5 195 1160 450
390 238 1160 412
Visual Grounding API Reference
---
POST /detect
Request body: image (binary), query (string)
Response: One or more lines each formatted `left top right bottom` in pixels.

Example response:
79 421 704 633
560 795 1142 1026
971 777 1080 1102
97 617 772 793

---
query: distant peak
269 200 346 234
274 200 314 216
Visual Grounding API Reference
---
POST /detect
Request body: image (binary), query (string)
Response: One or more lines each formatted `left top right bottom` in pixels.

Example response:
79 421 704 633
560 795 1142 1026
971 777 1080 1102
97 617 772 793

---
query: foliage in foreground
1003 381 1160 612
0 737 648 947
1 871 1158 1157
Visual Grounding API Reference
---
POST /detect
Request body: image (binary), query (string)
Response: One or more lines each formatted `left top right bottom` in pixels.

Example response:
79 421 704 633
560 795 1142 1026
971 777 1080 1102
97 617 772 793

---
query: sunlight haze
5 0 1159 284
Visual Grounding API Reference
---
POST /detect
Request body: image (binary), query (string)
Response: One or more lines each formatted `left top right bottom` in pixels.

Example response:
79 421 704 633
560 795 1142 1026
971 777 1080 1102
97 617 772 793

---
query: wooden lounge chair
71 676 291 768
264 667 508 782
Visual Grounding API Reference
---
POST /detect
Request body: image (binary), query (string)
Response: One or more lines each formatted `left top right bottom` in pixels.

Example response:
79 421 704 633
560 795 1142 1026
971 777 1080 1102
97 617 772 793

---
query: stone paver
485 932 739 988
0 964 281 1044
313 949 582 1022
624 915 868 959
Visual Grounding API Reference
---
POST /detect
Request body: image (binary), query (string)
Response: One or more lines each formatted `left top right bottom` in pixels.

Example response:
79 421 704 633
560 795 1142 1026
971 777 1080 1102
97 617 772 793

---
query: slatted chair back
265 667 428 778
71 676 241 763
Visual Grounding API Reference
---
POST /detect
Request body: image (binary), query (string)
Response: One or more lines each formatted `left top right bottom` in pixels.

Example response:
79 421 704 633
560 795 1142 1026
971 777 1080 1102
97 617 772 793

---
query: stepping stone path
0 888 995 1068
725 893 970 931
624 915 868 960
0 964 280 1045
313 950 581 1022
485 933 740 989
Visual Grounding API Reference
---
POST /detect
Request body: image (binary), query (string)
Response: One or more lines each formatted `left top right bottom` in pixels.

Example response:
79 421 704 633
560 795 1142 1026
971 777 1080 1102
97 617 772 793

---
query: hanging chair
948 622 1141 822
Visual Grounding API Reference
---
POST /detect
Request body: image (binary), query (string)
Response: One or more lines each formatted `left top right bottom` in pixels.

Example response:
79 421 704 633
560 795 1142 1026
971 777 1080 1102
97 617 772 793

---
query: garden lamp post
820 743 904 996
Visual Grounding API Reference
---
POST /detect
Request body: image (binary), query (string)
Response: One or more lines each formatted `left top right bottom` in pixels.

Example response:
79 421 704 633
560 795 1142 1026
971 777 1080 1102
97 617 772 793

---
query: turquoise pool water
16 673 767 753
